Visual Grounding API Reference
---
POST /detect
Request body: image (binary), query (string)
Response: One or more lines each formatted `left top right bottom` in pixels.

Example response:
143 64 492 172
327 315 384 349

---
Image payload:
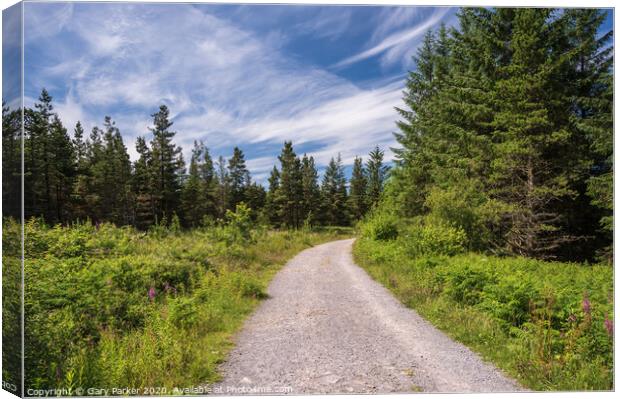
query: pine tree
566 9 613 260
48 115 76 223
87 117 132 225
215 155 230 219
70 122 89 222
24 89 54 220
489 9 580 257
300 154 320 225
277 141 303 228
366 146 389 209
72 121 87 169
391 30 440 215
181 141 208 227
227 147 250 210
320 154 348 226
244 182 267 219
348 156 368 220
133 136 156 229
200 145 218 219
264 166 281 226
149 105 185 223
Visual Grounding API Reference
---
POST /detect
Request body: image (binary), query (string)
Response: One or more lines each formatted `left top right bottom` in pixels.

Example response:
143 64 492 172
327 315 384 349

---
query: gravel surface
212 239 523 395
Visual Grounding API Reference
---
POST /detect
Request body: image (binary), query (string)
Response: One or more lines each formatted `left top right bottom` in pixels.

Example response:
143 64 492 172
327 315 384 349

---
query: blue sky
5 2 613 183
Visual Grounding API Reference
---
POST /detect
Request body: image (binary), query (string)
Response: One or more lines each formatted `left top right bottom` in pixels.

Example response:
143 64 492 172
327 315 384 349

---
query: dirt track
212 238 522 394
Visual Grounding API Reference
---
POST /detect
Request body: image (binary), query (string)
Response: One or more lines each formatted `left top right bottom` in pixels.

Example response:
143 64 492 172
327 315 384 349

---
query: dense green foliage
1 215 349 392
2 99 388 230
388 8 613 261
354 234 613 390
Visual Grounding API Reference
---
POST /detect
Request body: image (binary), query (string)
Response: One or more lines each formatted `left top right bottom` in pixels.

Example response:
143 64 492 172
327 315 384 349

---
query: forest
2 96 388 230
374 8 613 263
1 6 614 394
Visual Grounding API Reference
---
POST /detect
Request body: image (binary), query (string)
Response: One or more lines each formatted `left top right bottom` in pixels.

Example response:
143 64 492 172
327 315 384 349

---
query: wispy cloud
23 3 426 183
295 7 353 40
333 7 452 69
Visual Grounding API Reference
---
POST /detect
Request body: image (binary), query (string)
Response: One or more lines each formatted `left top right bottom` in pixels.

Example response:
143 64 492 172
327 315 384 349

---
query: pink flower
604 315 613 337
148 287 156 302
582 295 591 315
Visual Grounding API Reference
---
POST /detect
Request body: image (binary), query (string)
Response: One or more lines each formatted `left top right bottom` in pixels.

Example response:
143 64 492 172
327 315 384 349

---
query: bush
424 182 500 251
359 211 399 241
400 221 467 257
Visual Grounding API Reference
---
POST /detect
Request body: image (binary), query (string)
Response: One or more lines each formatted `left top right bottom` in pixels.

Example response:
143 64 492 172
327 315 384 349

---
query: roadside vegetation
355 7 613 392
3 206 350 392
354 215 612 390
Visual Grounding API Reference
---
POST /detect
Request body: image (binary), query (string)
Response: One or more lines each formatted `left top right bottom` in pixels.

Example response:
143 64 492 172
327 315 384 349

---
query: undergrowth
353 214 613 391
3 206 350 393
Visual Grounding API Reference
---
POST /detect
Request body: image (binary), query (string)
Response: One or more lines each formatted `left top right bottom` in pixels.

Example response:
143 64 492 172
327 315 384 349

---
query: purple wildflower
582 295 591 315
604 315 613 337
568 314 577 323
148 286 156 302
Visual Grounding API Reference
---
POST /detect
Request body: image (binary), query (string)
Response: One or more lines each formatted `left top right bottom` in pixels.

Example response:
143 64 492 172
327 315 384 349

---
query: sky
3 2 613 183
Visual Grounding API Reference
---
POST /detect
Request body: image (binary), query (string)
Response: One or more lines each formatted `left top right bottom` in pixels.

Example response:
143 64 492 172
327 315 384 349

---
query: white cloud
53 93 87 133
333 7 451 68
295 7 353 40
23 2 74 43
25 3 410 183
371 7 421 42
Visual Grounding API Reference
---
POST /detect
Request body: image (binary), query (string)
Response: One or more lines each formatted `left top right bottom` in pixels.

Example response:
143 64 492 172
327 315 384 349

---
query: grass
2 217 351 393
353 237 613 391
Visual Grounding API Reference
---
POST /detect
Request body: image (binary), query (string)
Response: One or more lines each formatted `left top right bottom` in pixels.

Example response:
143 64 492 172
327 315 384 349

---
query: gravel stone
211 239 523 394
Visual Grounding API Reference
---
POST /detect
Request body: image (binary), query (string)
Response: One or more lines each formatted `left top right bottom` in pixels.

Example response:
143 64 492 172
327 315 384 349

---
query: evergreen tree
320 154 348 226
348 156 368 220
215 155 230 219
391 30 440 215
366 146 389 209
200 145 218 218
277 142 303 228
133 136 155 229
566 9 613 260
24 89 54 220
301 154 320 225
244 182 267 219
48 115 76 223
181 141 209 227
489 9 580 257
149 105 185 223
72 121 87 170
386 8 613 260
88 117 132 225
227 147 250 210
264 166 281 226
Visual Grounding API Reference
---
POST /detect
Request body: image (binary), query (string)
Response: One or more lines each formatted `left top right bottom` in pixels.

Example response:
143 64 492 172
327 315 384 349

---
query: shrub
359 211 399 241
400 221 466 257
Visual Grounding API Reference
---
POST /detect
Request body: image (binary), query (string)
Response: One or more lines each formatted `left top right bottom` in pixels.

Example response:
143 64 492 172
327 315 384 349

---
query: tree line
2 95 389 229
383 8 612 261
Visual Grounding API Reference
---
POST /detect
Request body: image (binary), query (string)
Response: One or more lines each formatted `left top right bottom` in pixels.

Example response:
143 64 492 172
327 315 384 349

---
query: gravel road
212 238 522 394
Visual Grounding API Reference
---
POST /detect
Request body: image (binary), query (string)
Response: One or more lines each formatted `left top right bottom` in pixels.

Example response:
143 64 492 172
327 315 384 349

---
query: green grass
353 237 613 391
2 218 351 393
